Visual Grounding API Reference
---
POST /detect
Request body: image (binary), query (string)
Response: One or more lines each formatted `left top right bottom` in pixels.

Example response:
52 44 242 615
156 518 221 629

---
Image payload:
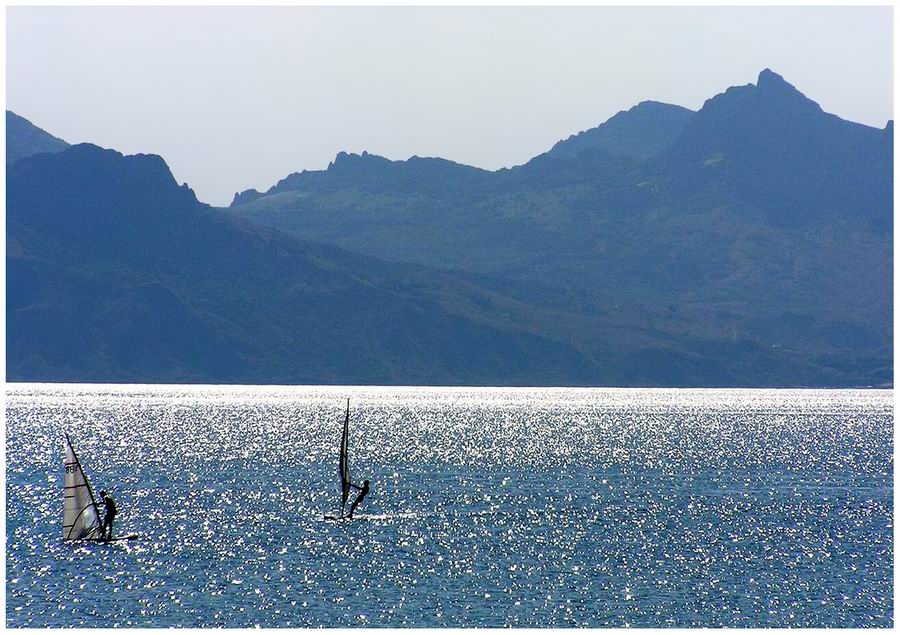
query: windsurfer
100 490 117 540
347 480 370 519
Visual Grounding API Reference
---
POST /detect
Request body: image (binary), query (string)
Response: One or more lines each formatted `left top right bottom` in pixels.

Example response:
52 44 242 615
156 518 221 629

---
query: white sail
339 399 351 515
63 434 103 541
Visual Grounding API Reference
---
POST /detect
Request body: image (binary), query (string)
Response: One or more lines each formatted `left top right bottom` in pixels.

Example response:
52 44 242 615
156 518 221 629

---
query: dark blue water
6 385 893 627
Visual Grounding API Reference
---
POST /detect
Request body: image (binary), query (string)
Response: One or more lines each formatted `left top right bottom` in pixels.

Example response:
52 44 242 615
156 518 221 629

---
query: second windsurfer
100 490 118 541
347 480 370 519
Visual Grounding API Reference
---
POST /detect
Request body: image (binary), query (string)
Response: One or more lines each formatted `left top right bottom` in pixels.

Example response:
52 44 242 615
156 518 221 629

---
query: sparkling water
6 385 893 627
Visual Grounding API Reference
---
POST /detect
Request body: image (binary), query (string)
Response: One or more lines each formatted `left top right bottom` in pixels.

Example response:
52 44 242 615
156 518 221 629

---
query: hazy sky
7 6 893 206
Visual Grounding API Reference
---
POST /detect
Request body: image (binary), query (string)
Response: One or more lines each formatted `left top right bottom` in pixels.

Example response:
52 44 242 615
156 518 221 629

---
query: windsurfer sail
63 433 138 542
63 433 104 541
324 399 370 522
339 398 352 517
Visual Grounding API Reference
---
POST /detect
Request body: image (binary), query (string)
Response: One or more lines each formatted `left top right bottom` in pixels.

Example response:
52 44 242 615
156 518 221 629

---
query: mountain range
7 69 893 386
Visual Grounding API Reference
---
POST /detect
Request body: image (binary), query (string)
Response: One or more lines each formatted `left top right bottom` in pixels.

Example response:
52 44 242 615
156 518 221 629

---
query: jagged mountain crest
9 69 893 387
243 149 491 200
8 141 606 384
221 68 890 388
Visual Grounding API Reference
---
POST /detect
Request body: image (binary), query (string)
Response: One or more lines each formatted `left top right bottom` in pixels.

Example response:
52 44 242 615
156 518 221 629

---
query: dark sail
339 399 351 515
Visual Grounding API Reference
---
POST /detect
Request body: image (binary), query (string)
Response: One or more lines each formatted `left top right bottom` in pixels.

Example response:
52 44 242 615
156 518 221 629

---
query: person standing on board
100 490 118 540
347 480 370 519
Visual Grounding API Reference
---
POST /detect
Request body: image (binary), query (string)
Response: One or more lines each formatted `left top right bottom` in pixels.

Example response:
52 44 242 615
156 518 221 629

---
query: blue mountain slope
7 144 607 385
7 110 69 165
545 100 695 161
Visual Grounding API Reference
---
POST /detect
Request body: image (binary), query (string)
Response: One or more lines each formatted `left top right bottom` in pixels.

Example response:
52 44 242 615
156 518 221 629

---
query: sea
5 384 893 627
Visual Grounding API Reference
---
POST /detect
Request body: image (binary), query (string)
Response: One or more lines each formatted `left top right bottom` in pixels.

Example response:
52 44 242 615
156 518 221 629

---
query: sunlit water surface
6 385 893 627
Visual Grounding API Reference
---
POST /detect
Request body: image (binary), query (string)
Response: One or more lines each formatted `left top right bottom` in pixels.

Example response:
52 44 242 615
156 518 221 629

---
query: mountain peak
754 68 810 103
328 150 389 171
631 100 685 113
231 188 263 207
757 68 786 87
545 100 695 161
10 142 201 232
695 68 823 120
662 68 890 229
